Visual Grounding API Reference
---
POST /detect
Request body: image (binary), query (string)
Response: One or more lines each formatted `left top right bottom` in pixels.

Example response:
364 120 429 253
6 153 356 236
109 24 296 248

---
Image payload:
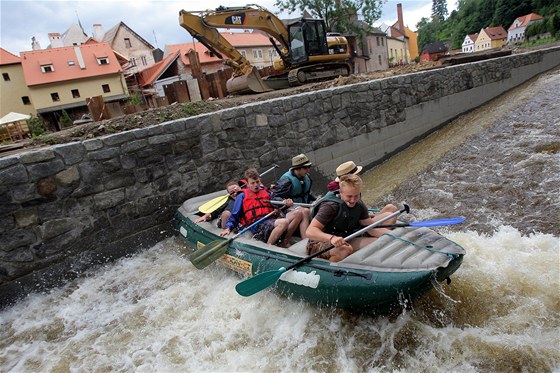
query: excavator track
287 63 351 86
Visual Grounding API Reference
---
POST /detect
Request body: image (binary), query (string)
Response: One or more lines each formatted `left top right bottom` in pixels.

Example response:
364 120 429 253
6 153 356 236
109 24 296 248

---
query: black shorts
252 219 276 243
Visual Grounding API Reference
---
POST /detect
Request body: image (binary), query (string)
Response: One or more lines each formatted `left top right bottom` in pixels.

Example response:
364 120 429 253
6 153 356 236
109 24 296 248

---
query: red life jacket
240 188 274 226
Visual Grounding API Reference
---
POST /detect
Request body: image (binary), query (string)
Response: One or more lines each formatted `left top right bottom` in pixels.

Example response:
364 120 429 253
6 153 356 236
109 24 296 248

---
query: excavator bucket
226 66 272 95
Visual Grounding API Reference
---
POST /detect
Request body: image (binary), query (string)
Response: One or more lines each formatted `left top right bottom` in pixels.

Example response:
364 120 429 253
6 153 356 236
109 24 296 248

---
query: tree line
417 0 560 51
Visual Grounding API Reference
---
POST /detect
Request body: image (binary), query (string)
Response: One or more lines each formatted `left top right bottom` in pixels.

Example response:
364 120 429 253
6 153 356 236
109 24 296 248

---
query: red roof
138 51 180 86
484 26 508 40
509 13 544 30
468 33 478 42
20 43 122 86
0 48 21 65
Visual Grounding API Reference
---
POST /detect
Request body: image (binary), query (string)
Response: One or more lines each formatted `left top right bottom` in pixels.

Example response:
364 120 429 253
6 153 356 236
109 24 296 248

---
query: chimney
397 3 404 31
31 36 42 50
74 46 86 69
93 24 105 41
49 33 64 48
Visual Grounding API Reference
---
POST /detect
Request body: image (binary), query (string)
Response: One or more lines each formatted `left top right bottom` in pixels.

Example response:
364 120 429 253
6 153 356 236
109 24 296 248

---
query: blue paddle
374 217 466 228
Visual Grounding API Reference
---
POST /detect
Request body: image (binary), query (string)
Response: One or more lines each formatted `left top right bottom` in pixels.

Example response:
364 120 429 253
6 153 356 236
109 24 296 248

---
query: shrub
28 116 46 137
60 110 72 128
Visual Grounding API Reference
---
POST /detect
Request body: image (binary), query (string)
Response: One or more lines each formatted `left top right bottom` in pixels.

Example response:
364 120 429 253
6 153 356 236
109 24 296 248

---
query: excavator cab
287 19 329 65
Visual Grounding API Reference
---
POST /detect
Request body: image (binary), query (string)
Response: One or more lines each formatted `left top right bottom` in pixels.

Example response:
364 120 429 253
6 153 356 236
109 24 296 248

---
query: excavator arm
179 5 290 94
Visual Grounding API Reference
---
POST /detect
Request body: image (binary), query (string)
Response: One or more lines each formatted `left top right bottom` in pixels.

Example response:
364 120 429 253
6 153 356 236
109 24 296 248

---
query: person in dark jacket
272 154 317 243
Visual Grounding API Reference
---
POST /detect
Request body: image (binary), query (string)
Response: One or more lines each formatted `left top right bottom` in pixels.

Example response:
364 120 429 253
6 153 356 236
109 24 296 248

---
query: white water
0 226 558 372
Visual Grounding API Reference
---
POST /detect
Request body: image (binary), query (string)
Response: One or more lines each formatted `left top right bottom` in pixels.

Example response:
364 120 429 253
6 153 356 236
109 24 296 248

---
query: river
1 70 558 372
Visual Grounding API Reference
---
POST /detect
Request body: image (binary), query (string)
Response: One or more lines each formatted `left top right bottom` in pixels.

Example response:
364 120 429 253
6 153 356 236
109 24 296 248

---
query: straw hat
290 154 313 169
335 161 363 181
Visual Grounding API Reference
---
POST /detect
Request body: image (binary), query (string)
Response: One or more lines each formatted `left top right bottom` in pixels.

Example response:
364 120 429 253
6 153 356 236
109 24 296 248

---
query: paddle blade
188 239 231 269
199 195 229 214
235 268 287 297
409 217 466 227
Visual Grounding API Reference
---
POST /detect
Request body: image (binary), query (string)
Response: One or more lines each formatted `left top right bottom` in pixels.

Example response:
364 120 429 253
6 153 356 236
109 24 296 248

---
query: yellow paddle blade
198 194 229 214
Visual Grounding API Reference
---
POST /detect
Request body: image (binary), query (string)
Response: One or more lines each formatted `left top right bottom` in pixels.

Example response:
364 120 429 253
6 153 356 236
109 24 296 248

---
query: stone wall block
103 171 136 190
56 166 80 187
19 149 55 164
121 138 148 154
83 138 104 151
41 218 75 240
53 143 86 165
148 134 176 145
27 159 65 180
87 147 120 161
0 156 18 170
94 188 125 210
12 183 36 201
102 132 136 146
1 228 37 251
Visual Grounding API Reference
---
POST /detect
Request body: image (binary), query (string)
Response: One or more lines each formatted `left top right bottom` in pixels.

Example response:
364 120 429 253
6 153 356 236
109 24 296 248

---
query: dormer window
97 57 109 65
39 59 55 73
68 61 76 66
41 65 54 73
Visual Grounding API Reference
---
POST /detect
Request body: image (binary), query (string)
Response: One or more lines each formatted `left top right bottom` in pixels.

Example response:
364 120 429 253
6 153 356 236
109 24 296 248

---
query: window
2 73 10 81
41 65 54 73
130 57 136 66
381 38 384 47
102 84 110 93
376 37 380 46
71 89 80 98
141 55 147 66
240 50 247 58
97 57 109 65
124 38 131 48
22 96 31 105
378 55 382 65
68 60 75 66
51 92 60 102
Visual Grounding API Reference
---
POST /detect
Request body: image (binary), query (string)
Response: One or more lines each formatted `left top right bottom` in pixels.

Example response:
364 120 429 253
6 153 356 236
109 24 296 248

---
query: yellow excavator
178 4 352 94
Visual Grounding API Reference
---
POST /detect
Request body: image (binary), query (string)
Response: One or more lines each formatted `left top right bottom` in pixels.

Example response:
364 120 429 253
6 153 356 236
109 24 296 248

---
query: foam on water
1 226 558 372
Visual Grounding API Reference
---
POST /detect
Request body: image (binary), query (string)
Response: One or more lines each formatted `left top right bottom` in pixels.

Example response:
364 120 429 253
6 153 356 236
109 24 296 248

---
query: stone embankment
1 46 559 307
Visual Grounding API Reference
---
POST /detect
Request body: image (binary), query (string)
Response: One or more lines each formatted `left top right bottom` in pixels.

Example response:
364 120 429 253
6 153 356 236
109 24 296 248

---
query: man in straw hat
327 160 398 219
327 160 363 192
271 153 317 244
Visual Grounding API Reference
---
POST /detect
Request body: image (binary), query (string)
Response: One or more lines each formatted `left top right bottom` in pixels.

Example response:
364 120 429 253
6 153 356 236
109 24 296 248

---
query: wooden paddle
235 205 410 297
198 164 279 214
188 209 279 269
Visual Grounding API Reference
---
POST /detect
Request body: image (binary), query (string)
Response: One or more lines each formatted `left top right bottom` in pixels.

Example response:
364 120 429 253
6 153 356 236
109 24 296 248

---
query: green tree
274 0 384 33
60 110 72 128
28 116 45 137
432 0 448 22
493 0 532 28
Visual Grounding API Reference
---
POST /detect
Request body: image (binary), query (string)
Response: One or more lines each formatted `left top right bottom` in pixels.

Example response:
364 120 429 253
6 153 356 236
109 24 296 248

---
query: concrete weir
1 46 559 307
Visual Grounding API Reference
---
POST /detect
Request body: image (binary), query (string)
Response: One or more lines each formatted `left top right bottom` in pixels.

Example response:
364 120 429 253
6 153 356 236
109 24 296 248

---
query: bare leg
220 211 231 229
297 208 310 238
328 243 353 262
283 211 302 247
267 218 289 245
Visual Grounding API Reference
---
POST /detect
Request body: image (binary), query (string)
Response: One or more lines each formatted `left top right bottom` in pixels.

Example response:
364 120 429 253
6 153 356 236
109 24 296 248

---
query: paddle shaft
371 217 466 229
269 200 314 208
229 209 278 239
284 205 409 271
238 164 279 189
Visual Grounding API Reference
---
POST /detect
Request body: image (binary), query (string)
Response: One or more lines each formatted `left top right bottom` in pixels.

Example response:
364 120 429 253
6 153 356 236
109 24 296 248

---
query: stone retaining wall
1 46 558 307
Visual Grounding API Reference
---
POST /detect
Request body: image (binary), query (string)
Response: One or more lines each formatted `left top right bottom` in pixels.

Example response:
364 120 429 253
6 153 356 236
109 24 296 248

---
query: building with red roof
474 26 508 52
462 33 478 53
20 42 128 129
508 13 544 44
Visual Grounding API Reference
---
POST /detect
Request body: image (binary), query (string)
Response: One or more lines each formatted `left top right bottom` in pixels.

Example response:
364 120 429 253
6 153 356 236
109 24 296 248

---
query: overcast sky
0 0 457 56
